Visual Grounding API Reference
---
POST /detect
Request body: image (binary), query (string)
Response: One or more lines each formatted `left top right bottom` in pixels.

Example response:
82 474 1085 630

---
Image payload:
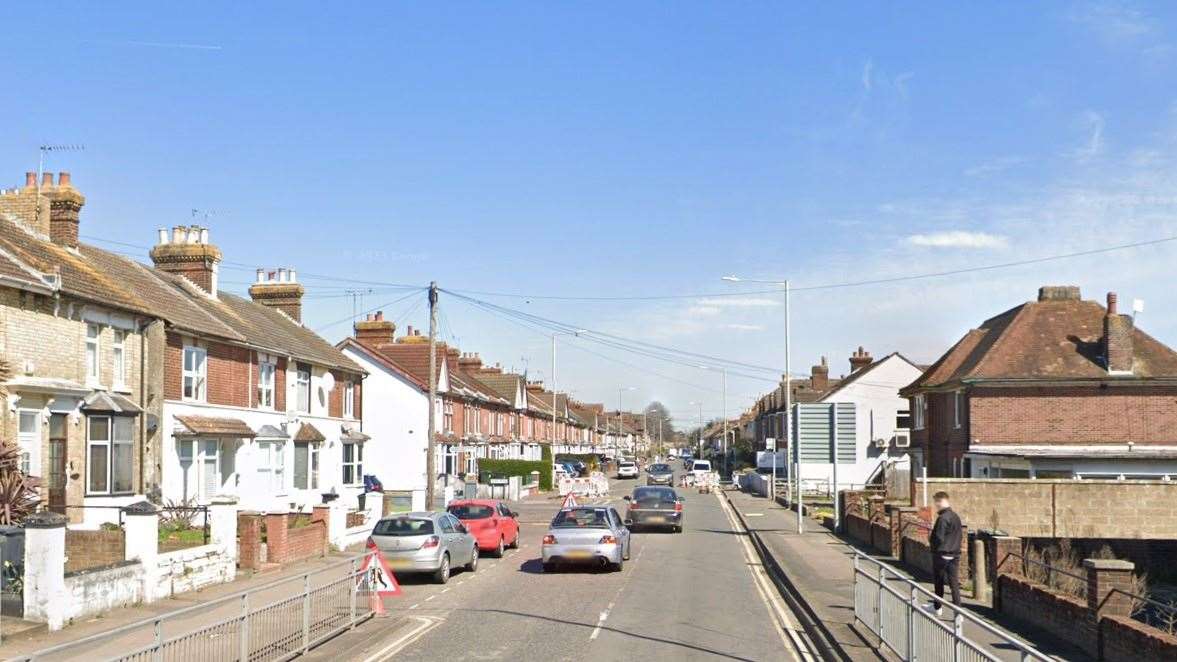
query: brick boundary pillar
312 505 331 556
868 495 885 522
1086 558 1136 660
987 535 1022 612
238 512 262 570
890 507 917 559
265 512 290 564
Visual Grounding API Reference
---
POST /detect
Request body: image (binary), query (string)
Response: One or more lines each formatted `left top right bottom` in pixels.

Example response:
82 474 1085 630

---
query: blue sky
5 2 1177 427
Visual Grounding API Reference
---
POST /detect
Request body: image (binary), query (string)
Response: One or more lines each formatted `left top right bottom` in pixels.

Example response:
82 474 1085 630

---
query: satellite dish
321 372 336 393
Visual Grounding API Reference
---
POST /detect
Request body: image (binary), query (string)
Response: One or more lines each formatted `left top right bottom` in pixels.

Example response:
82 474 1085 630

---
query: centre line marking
424 595 436 602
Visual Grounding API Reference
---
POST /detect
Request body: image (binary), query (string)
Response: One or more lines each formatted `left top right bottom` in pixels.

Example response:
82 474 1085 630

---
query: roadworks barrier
558 472 610 498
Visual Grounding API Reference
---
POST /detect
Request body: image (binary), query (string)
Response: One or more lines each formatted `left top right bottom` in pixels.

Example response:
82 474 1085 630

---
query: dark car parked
623 486 683 533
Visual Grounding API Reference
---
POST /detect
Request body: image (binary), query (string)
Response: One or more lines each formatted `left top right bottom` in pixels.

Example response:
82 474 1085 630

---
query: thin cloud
95 39 223 51
724 323 765 332
695 297 781 308
904 231 1009 249
1074 110 1106 162
861 59 874 91
686 306 722 316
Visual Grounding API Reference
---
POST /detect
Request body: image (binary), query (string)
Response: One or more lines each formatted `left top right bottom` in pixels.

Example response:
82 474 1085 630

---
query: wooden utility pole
425 282 439 510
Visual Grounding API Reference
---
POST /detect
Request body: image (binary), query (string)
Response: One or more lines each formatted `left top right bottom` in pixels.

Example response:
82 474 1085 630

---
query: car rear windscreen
649 464 670 472
373 518 434 536
693 462 710 470
633 487 676 503
551 508 608 528
448 504 494 519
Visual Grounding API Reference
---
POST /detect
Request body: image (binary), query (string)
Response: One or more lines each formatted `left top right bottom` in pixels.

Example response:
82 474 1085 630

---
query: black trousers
932 554 961 610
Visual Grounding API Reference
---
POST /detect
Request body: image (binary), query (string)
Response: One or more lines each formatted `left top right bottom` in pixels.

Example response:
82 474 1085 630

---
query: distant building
901 286 1177 479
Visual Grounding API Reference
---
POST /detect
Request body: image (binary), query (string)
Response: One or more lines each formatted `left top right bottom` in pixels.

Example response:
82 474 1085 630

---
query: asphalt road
305 471 806 661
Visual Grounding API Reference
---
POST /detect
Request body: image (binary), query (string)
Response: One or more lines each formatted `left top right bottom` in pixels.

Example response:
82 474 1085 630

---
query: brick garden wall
997 575 1097 654
912 478 1177 539
65 529 126 573
1100 615 1177 662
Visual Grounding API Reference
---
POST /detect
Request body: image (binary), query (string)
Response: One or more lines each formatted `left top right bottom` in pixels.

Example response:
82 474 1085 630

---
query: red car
446 499 521 557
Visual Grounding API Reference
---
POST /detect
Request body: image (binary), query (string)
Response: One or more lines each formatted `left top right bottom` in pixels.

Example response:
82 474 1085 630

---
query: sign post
765 437 777 500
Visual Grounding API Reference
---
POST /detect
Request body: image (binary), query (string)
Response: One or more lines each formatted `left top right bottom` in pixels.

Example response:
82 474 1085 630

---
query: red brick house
901 286 1177 479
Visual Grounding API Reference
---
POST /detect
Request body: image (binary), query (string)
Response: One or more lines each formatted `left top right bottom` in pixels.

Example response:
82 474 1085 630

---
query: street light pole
722 367 728 479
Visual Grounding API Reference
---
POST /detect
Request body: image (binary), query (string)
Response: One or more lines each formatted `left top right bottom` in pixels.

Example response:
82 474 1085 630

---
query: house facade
901 285 1177 479
1 172 369 523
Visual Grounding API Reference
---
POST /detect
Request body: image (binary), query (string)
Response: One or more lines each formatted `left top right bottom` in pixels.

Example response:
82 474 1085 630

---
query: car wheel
466 546 479 572
509 532 519 549
434 554 450 584
675 525 683 533
613 556 624 572
495 536 505 558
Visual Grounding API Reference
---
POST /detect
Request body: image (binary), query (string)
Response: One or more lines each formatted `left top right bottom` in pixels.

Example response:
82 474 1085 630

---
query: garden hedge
479 445 553 490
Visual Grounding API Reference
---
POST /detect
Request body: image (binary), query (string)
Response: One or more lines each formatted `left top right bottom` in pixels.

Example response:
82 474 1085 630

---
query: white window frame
294 441 320 490
443 402 454 433
85 323 101 385
87 415 134 495
953 390 963 429
342 441 363 486
178 439 221 502
343 381 355 418
295 363 312 413
257 360 276 410
112 329 128 391
183 345 208 402
913 394 926 430
17 410 41 477
256 440 286 494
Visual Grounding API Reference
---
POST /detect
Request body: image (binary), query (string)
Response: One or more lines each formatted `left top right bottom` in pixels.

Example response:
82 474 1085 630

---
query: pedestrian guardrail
13 551 379 662
851 551 1050 662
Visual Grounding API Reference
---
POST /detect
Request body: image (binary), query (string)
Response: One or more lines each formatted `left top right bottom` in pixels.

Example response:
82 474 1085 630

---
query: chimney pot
278 268 287 282
256 268 264 282
158 228 169 245
172 226 184 243
41 172 54 188
406 325 414 336
289 268 296 282
375 311 383 321
24 172 36 188
57 172 71 187
200 227 209 244
1107 292 1118 315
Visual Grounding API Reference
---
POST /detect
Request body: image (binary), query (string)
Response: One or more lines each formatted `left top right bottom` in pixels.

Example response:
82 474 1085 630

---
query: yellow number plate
566 550 592 558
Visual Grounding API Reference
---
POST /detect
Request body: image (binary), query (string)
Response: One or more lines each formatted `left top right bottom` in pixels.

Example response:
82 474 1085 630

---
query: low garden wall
64 529 125 573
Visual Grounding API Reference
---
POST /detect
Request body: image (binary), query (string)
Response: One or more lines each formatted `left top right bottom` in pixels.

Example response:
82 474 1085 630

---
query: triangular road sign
361 539 402 598
561 493 579 509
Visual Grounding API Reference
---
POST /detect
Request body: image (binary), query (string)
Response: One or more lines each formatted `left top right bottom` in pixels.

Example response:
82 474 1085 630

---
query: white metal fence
14 552 379 662
852 552 1050 662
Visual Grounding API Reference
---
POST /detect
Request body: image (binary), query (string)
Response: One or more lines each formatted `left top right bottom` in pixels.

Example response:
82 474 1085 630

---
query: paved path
723 487 1092 662
307 474 809 661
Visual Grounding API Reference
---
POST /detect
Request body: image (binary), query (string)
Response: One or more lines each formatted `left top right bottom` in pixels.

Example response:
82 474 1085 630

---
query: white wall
809 355 924 486
342 345 429 492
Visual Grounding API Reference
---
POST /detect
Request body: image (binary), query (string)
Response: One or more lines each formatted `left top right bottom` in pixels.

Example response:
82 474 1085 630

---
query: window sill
112 384 132 394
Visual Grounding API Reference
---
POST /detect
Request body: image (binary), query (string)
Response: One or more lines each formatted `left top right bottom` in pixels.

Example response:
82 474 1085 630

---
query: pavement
722 486 1093 662
304 471 810 661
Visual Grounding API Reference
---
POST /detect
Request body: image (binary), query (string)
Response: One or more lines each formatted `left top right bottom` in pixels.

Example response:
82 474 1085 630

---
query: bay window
88 416 133 494
342 442 363 485
183 345 207 401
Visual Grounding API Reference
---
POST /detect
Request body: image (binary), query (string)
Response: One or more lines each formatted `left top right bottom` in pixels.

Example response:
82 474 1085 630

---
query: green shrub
479 456 553 491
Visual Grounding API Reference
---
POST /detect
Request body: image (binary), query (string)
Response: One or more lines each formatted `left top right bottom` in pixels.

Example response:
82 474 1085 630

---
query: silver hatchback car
369 512 478 584
541 506 632 572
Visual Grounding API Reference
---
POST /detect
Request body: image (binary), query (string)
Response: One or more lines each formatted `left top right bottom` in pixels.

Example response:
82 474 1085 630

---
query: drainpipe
138 318 149 500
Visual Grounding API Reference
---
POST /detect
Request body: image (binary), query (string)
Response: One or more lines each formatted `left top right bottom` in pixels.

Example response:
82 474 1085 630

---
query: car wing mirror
623 519 634 528
622 495 631 501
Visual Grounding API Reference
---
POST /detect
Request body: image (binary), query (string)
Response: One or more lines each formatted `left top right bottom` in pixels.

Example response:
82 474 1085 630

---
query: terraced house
0 172 368 523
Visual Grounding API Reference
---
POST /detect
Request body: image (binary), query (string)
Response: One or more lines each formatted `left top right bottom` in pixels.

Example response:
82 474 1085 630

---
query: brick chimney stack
149 225 223 297
249 267 306 322
849 346 873 373
0 171 53 234
354 310 395 345
1104 292 1134 373
458 353 483 370
37 172 85 248
810 356 829 392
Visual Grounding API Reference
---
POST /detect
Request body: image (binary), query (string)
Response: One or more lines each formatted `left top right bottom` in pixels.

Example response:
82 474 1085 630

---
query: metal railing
1112 588 1177 636
1004 552 1088 601
852 551 1051 662
14 551 379 662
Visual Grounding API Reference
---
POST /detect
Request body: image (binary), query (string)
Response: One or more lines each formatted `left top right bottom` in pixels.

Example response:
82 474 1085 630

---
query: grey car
645 463 674 485
369 512 478 584
624 486 684 532
541 506 632 572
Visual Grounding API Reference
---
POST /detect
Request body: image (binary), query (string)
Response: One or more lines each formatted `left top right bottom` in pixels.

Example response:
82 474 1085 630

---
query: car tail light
675 501 684 512
421 535 440 549
599 535 617 545
542 534 557 545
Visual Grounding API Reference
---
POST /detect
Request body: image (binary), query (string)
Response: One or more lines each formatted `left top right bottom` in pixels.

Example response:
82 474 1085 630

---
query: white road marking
745 512 764 517
441 588 450 593
716 492 812 662
587 543 646 642
364 615 444 662
589 610 609 640
424 595 436 602
408 603 419 610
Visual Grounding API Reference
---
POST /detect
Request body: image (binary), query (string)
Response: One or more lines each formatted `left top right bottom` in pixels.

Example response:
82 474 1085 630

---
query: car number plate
648 515 665 523
566 550 592 558
386 558 411 568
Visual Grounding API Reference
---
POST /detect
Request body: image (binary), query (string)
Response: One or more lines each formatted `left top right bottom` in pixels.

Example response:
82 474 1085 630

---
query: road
305 472 809 661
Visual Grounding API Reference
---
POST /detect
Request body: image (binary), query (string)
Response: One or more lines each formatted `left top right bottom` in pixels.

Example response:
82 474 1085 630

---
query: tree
643 401 675 439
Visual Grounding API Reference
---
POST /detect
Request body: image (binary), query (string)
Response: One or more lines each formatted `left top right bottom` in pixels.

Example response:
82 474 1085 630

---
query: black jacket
929 508 962 557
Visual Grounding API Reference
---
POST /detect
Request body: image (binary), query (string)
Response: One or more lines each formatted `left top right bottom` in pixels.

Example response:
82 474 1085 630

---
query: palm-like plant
0 358 40 525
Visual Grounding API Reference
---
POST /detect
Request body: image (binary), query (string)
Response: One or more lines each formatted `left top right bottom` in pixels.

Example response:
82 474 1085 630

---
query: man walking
927 491 962 616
